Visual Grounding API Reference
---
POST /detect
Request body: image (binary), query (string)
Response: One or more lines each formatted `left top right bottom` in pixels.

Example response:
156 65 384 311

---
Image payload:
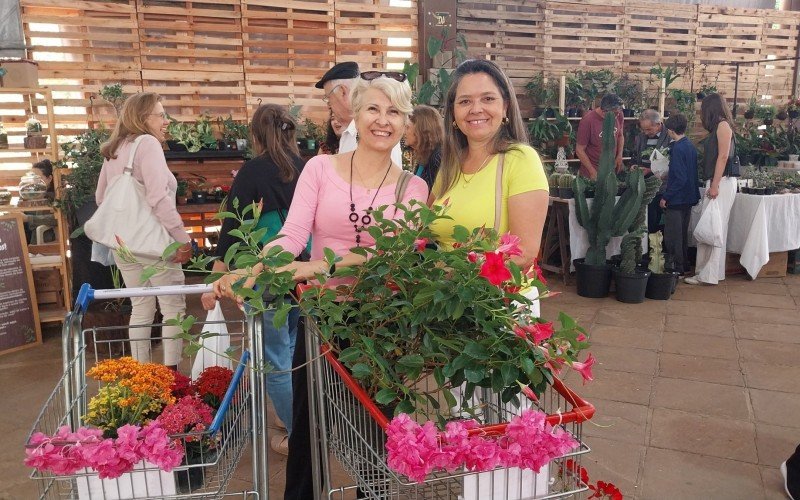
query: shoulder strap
494 153 505 230
123 135 147 176
394 170 413 204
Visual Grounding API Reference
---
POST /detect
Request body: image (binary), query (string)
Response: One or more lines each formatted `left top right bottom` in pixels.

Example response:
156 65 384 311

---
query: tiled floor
2 272 799 499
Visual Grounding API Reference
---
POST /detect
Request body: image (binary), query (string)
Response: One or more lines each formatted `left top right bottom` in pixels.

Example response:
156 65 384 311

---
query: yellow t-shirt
430 144 548 247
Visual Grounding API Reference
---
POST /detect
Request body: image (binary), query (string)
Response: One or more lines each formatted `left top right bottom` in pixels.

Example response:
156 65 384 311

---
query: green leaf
427 36 443 59
161 241 184 260
397 354 424 369
212 211 237 221
350 363 372 380
452 225 470 243
272 302 291 330
501 364 518 386
442 388 457 410
338 347 363 363
465 367 485 383
139 266 158 282
463 342 489 360
375 388 398 405
433 366 445 386
70 226 85 238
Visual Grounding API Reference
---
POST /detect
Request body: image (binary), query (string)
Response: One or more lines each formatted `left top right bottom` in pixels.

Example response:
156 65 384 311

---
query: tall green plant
573 113 645 266
414 28 468 107
619 175 661 274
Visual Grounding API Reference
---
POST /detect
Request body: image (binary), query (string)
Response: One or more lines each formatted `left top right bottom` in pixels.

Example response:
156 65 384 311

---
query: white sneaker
782 461 795 500
683 276 703 285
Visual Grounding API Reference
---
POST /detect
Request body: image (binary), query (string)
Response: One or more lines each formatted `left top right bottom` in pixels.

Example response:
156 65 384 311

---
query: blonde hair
100 92 162 160
350 77 413 123
436 60 529 199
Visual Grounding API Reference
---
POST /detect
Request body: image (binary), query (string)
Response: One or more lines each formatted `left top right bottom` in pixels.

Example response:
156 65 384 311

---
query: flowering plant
386 409 578 482
84 357 176 436
561 459 623 499
156 395 217 459
194 366 234 409
24 423 183 479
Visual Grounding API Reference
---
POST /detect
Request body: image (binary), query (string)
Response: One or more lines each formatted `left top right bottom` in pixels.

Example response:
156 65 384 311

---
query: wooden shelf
38 307 68 324
0 146 51 153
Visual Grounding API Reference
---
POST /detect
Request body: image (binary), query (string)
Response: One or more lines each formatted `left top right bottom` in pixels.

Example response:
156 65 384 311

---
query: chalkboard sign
0 213 41 355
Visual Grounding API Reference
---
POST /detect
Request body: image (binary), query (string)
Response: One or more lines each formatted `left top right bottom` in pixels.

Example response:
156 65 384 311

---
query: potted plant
190 178 208 204
613 174 660 303
613 74 643 117
669 89 696 119
558 173 575 199
644 231 678 300
787 97 800 119
744 96 758 120
24 116 47 149
573 112 645 298
99 83 125 117
176 179 188 205
548 172 560 197
195 114 218 151
219 115 250 151
525 72 558 118
302 117 325 151
777 107 789 121
756 105 776 126
527 115 559 157
564 72 586 116
695 83 717 101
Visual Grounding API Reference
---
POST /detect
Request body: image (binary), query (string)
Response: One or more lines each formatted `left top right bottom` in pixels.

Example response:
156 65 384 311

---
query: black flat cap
315 61 360 89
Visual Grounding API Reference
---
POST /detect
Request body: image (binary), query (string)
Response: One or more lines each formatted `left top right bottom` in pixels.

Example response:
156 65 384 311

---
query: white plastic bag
191 302 231 379
650 148 670 179
693 198 724 247
90 241 115 266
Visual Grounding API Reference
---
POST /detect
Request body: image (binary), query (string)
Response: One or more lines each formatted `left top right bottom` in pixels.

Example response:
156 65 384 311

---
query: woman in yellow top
430 59 549 268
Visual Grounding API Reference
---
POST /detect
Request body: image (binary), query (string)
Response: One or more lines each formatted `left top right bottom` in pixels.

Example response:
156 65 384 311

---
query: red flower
497 233 523 257
171 371 195 399
467 251 479 263
479 251 511 286
194 366 234 408
414 238 428 252
571 353 596 384
526 259 547 285
521 385 538 403
525 321 554 343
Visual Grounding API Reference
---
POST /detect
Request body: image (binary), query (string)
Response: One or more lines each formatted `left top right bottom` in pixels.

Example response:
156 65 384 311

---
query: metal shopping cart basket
305 318 595 500
26 283 274 500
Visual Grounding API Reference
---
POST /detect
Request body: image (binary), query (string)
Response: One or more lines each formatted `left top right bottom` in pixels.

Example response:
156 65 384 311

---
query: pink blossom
479 251 512 286
497 233 523 257
571 353 596 384
576 333 587 342
513 325 527 339
525 322 554 343
467 251 479 263
414 238 428 252
517 381 539 403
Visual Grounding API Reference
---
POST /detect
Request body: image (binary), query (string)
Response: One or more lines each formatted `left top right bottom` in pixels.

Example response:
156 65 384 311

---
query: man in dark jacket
632 109 672 233
660 113 701 275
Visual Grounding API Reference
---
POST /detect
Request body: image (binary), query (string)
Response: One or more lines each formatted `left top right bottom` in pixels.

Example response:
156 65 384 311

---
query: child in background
660 113 700 275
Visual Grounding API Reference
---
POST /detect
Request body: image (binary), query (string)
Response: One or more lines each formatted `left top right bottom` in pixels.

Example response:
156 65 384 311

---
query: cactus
573 112 645 266
619 174 662 273
558 173 575 188
648 231 665 274
549 172 561 188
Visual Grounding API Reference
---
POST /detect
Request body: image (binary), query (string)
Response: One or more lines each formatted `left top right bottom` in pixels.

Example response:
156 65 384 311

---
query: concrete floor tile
735 321 800 344
590 345 658 375
603 300 668 315
582 398 649 445
761 466 788 500
658 352 744 386
789 284 800 297
751 389 800 429
729 291 799 310
743 361 800 393
738 339 800 367
651 377 751 420
733 305 800 326
640 447 765 500
672 285 729 304
667 300 733 319
541 303 598 326
588 324 661 350
595 309 665 330
661 330 740 360
664 314 734 337
649 408 757 462
755 424 799 468
582 436 644 499
574 368 653 406
725 281 791 295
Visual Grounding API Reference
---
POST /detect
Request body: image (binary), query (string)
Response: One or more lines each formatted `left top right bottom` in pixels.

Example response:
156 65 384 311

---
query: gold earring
452 120 458 130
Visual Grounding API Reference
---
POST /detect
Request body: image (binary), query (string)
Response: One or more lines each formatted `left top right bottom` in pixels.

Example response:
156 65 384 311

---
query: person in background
317 61 402 165
684 93 737 286
405 104 443 190
632 109 672 233
318 113 345 155
431 59 549 268
200 104 305 456
659 113 700 275
215 73 428 500
24 158 58 243
783 447 800 499
95 92 192 369
576 93 625 180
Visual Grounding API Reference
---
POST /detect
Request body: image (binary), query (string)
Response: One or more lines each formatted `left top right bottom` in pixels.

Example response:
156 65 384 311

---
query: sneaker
270 433 289 456
683 275 703 285
782 461 796 500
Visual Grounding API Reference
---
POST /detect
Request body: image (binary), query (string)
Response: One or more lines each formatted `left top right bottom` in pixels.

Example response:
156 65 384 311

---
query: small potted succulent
24 116 47 149
548 172 560 197
558 173 575 199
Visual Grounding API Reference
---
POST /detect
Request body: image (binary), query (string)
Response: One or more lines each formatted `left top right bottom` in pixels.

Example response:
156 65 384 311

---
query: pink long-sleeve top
95 134 190 244
270 154 429 259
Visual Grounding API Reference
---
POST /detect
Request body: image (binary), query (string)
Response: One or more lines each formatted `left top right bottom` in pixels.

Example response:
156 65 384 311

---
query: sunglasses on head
360 71 407 83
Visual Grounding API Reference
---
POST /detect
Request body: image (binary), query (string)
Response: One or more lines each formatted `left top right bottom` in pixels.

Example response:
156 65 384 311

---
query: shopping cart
26 283 274 500
305 318 595 500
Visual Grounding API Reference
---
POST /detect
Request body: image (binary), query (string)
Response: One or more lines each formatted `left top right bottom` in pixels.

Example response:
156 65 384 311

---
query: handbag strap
123 135 147 176
392 170 414 217
494 153 506 230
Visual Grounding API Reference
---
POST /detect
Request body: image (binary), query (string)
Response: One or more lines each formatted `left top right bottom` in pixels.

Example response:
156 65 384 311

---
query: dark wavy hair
250 104 300 182
700 93 734 133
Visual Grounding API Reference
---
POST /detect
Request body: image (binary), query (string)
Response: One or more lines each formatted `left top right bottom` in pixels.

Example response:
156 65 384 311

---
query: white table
690 192 800 277
567 198 647 270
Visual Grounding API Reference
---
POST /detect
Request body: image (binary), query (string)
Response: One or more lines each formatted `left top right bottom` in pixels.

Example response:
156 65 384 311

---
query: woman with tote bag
94 92 192 369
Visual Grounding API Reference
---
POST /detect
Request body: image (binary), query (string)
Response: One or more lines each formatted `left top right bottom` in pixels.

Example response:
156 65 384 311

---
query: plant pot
549 186 559 197
532 107 544 118
764 187 775 195
645 272 677 300
235 139 248 151
574 258 612 298
166 140 187 152
744 110 755 120
790 154 799 162
544 108 556 119
741 186 750 194
790 110 800 119
696 92 706 100
176 195 187 205
753 187 765 195
191 190 207 204
175 448 216 494
555 133 570 147
613 268 651 304
23 135 47 149
777 111 789 121
763 118 773 126
585 189 595 199
622 108 634 118
566 107 578 118
558 187 574 199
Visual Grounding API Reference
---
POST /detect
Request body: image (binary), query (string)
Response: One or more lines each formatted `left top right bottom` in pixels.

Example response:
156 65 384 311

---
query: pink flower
497 233 523 257
479 251 511 286
517 381 539 403
576 333 587 342
571 353 596 384
414 238 428 252
527 260 547 285
513 325 528 339
526 322 555 344
467 251 479 263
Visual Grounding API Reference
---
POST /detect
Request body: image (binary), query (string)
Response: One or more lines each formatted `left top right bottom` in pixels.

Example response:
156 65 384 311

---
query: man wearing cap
315 61 402 166
576 93 625 179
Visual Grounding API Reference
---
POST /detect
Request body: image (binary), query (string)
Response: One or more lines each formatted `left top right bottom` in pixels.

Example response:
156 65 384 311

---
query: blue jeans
262 299 299 435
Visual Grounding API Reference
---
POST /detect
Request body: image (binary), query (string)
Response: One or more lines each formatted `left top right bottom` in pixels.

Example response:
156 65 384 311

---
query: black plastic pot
765 187 775 195
558 187 574 199
613 268 651 303
777 111 789 121
545 108 557 118
550 186 559 197
533 107 544 118
191 190 207 204
574 258 613 298
753 187 766 195
744 110 755 120
585 189 595 199
790 110 800 119
764 118 774 126
645 272 678 300
166 140 187 152
696 92 706 101
622 108 634 118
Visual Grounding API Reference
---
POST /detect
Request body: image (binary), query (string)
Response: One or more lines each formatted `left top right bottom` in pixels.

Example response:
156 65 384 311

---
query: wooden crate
242 0 335 119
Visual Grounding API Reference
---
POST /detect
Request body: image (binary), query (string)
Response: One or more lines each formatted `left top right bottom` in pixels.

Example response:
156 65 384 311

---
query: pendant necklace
461 153 494 186
349 151 392 246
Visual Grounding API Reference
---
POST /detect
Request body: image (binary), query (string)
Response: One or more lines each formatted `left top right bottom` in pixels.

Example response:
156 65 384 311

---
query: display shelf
38 307 68 324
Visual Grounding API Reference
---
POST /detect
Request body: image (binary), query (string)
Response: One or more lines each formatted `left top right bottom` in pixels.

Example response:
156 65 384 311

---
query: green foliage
54 127 111 229
176 179 188 197
219 115 250 141
649 61 681 90
558 173 575 188
302 117 326 146
528 112 573 158
414 28 468 107
573 113 645 266
525 72 558 108
619 175 661 274
613 74 645 113
573 69 617 109
99 83 126 116
755 105 776 122
669 89 696 118
548 172 561 188
167 114 218 153
564 72 585 109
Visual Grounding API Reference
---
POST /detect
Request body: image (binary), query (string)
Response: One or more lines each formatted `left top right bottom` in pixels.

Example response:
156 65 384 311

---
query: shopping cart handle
74 283 215 312
209 349 250 435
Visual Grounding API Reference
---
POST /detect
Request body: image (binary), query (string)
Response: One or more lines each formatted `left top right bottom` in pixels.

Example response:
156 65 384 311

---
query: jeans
262 299 299 434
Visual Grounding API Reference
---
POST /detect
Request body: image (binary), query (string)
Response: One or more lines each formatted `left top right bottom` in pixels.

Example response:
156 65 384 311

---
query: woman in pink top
213 73 428 500
95 92 192 369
